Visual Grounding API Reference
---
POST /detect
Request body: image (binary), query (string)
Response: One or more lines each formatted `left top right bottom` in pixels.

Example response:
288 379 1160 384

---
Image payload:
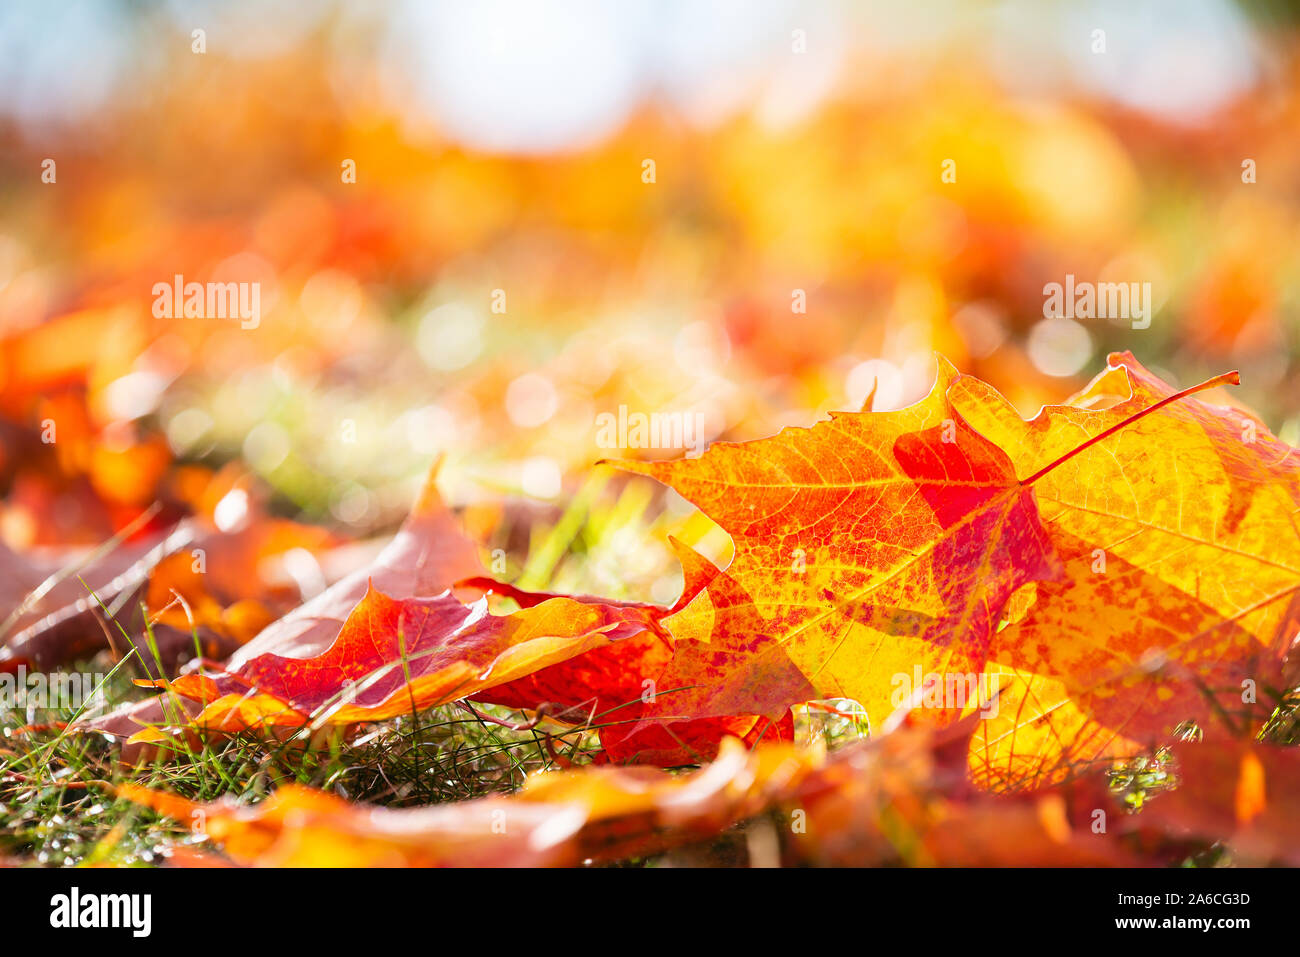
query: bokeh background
1 0 1297 605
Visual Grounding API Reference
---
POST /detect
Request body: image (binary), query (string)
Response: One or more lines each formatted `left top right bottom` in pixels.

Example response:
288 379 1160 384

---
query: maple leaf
87 468 668 742
601 353 1281 789
610 357 1062 733
162 583 665 730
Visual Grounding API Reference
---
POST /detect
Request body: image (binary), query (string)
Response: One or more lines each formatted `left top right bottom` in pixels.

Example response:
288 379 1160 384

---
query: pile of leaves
3 351 1299 867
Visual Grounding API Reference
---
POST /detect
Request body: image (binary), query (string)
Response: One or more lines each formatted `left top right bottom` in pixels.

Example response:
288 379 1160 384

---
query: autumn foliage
5 0 1300 883
0 351 1277 867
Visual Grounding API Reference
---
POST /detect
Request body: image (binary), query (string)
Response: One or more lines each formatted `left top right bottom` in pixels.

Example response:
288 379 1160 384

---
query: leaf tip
931 352 960 391
858 376 879 413
410 458 448 517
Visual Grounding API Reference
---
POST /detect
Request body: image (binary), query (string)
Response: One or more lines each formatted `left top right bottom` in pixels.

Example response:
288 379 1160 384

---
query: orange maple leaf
609 354 1270 790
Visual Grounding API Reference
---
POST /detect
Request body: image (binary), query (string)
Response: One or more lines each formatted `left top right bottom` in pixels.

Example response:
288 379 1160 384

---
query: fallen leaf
611 357 1061 735
162 582 667 730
